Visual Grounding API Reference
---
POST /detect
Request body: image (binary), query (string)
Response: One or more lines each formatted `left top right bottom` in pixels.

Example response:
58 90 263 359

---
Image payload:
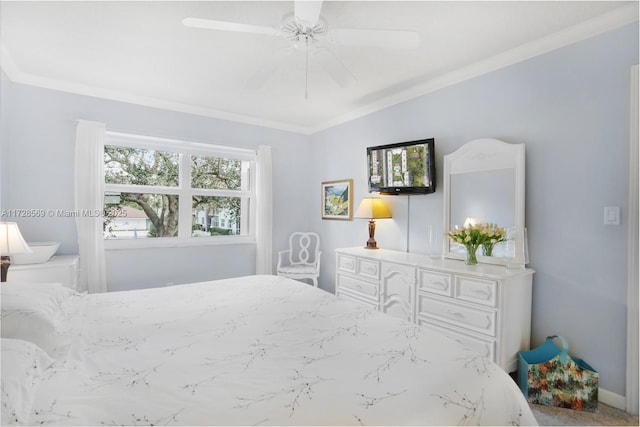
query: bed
1 275 537 426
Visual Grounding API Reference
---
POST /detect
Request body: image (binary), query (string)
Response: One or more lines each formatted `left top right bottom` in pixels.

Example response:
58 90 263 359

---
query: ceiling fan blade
328 28 421 49
312 47 355 88
246 48 294 90
182 17 280 36
294 0 323 26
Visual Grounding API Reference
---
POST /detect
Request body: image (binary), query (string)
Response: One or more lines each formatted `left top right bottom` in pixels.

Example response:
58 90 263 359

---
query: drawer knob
472 289 491 298
432 280 447 289
447 310 465 319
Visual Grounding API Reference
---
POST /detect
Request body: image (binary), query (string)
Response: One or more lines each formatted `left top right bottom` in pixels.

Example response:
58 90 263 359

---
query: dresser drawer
418 318 496 361
337 254 357 273
357 258 380 280
417 295 496 336
417 269 452 296
455 276 498 307
336 253 380 280
337 274 379 300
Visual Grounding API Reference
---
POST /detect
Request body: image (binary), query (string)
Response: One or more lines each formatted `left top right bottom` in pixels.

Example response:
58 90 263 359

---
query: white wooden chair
277 232 321 287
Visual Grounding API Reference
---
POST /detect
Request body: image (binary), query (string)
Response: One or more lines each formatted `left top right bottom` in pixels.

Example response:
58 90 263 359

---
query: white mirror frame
442 138 526 266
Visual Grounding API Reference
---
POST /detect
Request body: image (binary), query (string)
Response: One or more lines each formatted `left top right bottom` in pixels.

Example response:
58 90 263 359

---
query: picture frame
321 179 353 220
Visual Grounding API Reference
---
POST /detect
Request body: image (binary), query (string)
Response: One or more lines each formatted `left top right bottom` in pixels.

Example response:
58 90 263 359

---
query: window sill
104 235 256 251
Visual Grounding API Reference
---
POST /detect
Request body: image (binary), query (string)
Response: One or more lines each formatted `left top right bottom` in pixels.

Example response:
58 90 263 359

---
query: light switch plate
604 206 621 225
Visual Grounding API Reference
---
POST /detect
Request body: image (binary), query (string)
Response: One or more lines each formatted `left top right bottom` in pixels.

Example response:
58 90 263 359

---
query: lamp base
364 239 379 250
364 220 379 249
1 255 10 282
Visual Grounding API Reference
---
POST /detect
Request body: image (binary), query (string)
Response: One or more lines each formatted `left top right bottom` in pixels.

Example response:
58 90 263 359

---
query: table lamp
0 221 32 282
354 197 392 249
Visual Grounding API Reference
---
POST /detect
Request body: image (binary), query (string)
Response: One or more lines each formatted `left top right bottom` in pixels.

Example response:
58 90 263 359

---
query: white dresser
335 247 534 372
8 255 80 290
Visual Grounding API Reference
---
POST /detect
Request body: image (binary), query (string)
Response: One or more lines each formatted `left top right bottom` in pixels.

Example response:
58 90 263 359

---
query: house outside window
103 131 256 248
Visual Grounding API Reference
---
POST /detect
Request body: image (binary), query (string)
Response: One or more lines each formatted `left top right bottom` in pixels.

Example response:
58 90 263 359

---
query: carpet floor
531 403 639 426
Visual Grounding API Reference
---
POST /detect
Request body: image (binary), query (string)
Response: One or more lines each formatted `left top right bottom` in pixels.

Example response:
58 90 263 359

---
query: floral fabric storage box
518 335 598 412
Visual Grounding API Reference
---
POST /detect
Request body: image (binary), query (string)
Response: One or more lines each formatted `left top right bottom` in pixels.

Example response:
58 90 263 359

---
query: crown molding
0 43 310 135
1 3 637 136
308 3 639 134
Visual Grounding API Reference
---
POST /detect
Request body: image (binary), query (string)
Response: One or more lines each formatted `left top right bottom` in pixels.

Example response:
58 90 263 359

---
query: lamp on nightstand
0 221 32 282
354 197 392 250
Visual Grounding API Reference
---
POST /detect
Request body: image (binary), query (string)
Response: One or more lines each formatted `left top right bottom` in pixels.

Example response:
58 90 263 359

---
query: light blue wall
310 23 638 396
1 83 313 291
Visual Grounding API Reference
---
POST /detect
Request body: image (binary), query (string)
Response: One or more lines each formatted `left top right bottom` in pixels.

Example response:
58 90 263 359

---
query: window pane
104 193 179 239
104 146 179 186
191 155 244 190
192 196 243 236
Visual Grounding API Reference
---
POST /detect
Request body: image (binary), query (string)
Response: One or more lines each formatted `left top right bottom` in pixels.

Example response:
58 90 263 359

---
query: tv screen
367 138 436 195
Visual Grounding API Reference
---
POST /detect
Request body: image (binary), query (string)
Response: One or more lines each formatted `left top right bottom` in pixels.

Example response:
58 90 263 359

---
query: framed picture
321 179 353 220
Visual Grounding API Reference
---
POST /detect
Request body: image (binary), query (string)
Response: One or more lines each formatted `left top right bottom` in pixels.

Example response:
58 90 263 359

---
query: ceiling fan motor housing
281 13 327 46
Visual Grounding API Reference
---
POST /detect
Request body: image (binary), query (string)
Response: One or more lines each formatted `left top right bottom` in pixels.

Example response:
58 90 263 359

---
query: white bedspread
30 275 537 426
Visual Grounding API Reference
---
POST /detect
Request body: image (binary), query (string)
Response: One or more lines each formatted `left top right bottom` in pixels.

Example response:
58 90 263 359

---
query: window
103 131 256 248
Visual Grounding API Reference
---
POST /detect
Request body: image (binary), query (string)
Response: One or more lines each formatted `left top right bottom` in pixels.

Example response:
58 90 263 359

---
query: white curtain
74 120 107 293
255 145 273 275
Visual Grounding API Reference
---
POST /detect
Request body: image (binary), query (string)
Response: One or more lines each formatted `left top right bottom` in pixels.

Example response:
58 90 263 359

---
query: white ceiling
1 1 637 134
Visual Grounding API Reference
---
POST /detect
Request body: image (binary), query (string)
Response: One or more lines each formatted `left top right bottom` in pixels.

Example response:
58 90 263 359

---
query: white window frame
103 131 256 250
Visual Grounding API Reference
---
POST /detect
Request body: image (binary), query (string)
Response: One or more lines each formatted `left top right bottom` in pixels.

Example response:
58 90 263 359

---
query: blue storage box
518 335 598 412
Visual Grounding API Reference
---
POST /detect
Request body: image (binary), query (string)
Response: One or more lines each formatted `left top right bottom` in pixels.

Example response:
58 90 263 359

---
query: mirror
443 138 526 266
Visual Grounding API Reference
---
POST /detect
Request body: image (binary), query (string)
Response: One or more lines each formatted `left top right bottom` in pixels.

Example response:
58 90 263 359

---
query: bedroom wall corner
310 22 639 397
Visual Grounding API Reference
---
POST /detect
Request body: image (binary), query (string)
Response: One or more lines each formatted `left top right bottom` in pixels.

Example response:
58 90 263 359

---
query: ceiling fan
182 1 421 98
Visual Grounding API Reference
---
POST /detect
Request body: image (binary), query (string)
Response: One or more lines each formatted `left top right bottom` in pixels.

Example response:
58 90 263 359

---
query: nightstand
7 255 80 290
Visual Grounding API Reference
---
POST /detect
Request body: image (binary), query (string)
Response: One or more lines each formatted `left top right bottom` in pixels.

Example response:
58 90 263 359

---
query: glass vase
465 245 478 265
482 243 494 257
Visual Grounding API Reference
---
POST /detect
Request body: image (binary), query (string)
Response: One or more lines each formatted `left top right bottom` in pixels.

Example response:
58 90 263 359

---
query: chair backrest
288 232 320 266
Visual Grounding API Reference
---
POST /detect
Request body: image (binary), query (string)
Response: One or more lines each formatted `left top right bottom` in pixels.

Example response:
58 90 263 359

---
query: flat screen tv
367 138 436 195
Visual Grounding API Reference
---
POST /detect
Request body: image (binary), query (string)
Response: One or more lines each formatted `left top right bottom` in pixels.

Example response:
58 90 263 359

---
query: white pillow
1 281 76 314
1 282 76 357
1 338 54 425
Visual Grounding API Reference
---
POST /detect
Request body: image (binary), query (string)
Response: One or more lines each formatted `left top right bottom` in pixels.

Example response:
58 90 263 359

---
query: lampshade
354 197 392 220
0 222 32 255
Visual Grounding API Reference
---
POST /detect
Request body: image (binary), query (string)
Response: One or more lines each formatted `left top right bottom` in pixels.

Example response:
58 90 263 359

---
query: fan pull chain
305 35 309 100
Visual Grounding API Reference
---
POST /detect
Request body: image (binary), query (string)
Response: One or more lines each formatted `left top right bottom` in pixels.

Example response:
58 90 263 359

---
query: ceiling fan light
280 13 327 44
